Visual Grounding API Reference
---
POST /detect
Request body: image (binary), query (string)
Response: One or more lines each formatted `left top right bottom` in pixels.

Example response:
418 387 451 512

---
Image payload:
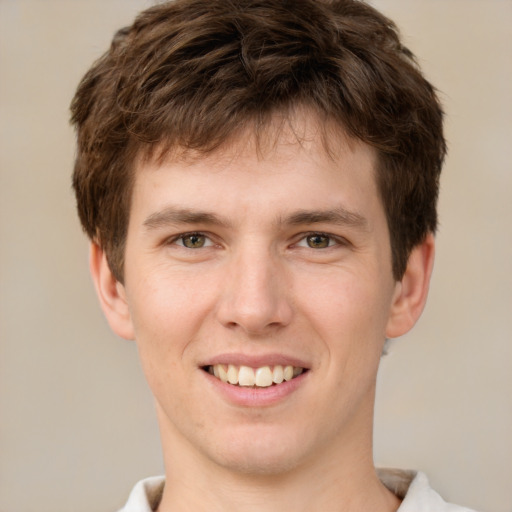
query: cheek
296 269 391 339
125 273 214 403
294 268 394 395
124 270 221 387
128 265 216 332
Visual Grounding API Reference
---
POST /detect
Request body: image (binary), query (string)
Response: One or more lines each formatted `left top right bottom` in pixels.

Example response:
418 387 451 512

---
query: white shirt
118 469 478 511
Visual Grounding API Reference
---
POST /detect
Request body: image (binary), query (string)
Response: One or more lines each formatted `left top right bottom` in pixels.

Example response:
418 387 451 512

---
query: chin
205 427 311 476
214 449 302 476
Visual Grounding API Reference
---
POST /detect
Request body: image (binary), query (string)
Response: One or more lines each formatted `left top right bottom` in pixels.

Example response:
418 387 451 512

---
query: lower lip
203 370 308 407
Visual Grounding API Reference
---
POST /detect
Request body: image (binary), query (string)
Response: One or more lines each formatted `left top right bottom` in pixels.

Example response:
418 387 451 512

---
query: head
71 0 446 284
71 0 446 482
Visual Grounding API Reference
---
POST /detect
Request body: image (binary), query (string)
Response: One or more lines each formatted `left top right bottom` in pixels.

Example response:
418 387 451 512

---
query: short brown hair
71 0 446 282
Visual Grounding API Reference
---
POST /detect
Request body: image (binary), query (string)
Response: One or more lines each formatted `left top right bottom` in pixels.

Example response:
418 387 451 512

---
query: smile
204 364 305 387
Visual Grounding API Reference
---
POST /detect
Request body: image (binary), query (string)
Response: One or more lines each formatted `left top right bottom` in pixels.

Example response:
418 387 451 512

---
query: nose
216 245 293 336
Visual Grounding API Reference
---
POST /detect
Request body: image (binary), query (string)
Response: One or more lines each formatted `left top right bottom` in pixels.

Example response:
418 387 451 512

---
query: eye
296 233 342 249
176 233 212 249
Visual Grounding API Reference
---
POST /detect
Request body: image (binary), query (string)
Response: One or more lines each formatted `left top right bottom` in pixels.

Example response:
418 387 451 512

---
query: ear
89 242 135 340
385 233 435 339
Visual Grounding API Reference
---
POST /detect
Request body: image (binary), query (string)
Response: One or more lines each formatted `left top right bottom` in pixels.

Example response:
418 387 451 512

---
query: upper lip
200 353 310 369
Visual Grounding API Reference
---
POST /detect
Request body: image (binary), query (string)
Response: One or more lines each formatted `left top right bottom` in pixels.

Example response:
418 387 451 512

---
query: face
94 117 427 476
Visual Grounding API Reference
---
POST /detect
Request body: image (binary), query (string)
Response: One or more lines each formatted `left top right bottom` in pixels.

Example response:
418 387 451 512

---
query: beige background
1 0 511 511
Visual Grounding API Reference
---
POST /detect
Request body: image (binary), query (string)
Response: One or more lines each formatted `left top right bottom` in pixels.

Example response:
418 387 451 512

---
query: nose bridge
217 240 292 334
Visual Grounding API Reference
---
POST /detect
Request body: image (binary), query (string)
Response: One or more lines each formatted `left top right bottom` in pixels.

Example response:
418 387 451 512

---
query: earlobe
89 242 135 340
385 234 435 339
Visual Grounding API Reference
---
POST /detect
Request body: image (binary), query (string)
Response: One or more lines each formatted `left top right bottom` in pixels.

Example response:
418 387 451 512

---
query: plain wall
1 1 510 510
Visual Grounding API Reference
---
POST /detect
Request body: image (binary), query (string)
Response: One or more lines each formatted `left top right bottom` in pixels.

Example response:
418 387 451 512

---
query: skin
91 115 434 512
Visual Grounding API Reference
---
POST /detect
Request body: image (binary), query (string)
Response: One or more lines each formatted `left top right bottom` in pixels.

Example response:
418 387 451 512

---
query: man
70 0 477 510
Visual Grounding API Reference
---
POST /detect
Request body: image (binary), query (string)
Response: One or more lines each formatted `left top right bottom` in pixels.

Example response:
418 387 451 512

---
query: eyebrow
143 205 368 231
283 207 368 230
143 207 231 230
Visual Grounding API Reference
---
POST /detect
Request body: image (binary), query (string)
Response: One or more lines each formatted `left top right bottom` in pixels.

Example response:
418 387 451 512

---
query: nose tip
224 296 289 334
216 253 293 335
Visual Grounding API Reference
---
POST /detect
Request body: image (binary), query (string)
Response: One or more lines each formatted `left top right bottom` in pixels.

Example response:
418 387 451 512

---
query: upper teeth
208 364 304 387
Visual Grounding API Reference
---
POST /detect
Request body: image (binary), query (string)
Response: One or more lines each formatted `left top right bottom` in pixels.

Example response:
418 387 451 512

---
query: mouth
202 364 307 388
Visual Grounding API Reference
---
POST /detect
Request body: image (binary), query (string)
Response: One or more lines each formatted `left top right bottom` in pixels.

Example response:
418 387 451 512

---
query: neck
155 395 401 512
159 460 399 512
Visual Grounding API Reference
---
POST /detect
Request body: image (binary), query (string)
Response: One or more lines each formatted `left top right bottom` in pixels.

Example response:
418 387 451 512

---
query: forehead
129 113 384 235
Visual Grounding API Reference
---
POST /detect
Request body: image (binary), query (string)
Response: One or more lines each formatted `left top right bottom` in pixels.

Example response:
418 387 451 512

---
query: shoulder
378 468 479 512
117 476 165 512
